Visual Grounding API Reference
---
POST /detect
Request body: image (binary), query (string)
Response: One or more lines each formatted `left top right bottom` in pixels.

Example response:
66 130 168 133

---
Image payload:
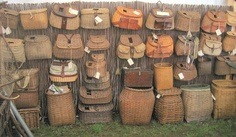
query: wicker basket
0 99 10 137
79 86 112 104
12 88 39 109
119 86 155 125
197 57 212 75
46 86 76 126
173 62 197 81
84 71 110 90
0 8 19 29
78 102 113 124
181 84 213 122
18 106 40 130
154 87 184 124
211 80 236 119
86 60 107 78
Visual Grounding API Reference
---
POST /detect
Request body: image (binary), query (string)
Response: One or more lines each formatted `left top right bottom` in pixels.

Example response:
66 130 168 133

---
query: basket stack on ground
78 53 113 124
153 63 184 124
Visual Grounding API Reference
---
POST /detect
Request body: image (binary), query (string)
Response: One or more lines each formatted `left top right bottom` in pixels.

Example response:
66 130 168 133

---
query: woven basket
199 32 221 51
19 8 48 30
222 31 236 52
79 86 112 104
86 35 110 51
78 102 113 124
86 60 107 78
211 80 236 119
154 62 173 90
181 84 213 122
12 88 38 109
119 86 155 125
197 57 212 75
154 87 184 124
175 35 195 56
46 86 76 126
0 8 19 29
173 62 197 81
84 71 110 90
18 106 40 130
0 100 10 137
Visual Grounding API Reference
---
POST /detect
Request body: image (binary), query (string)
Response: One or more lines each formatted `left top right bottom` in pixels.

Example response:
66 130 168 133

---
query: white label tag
95 16 103 24
198 50 204 56
187 56 191 64
230 48 236 55
69 8 79 15
212 94 216 101
156 94 161 99
216 29 222 36
84 47 90 53
178 73 184 80
156 11 170 16
127 58 134 66
5 27 11 35
133 10 140 15
94 72 100 79
1 26 6 34
68 61 73 69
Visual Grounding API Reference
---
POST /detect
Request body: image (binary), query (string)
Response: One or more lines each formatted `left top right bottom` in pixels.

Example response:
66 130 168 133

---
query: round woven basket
84 71 110 90
49 74 78 83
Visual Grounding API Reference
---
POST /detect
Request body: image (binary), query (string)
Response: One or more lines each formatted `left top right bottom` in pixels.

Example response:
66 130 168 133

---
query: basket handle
156 0 165 11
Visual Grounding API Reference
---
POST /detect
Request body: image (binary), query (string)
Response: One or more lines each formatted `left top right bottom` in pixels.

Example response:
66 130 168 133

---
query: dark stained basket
84 71 110 90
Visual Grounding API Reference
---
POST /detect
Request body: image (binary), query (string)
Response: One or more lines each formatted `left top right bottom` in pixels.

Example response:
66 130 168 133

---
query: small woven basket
84 71 110 90
211 80 236 119
46 86 76 126
154 87 184 124
119 86 155 125
181 84 213 122
86 60 107 78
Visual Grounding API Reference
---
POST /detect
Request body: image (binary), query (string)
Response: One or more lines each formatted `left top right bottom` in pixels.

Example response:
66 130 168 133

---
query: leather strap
224 57 236 69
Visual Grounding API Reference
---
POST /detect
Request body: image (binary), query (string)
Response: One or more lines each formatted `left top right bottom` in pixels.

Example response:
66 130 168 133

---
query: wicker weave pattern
0 8 19 29
214 56 236 75
197 57 212 75
86 60 107 78
173 62 197 81
84 71 110 90
222 31 236 52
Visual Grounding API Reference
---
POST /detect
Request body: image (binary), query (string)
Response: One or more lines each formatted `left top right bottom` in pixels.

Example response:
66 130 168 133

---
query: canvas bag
86 35 110 51
112 6 143 30
215 55 236 75
0 8 19 29
199 32 221 51
201 10 227 33
145 34 173 58
80 8 110 29
53 34 84 59
117 34 146 59
173 62 197 81
222 31 236 52
226 10 236 26
49 4 80 30
202 39 222 56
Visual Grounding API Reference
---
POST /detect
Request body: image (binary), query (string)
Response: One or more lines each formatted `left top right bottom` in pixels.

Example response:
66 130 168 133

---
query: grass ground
32 112 236 137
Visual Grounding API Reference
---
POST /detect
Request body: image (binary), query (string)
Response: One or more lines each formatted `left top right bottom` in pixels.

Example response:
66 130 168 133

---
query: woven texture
86 35 110 51
0 100 10 137
181 84 213 122
84 71 110 90
222 31 236 52
197 57 212 75
46 86 76 126
0 8 19 29
199 32 221 51
173 62 197 81
119 86 155 125
211 80 236 119
226 10 236 26
154 87 184 124
175 35 195 56
214 55 236 75
86 60 107 78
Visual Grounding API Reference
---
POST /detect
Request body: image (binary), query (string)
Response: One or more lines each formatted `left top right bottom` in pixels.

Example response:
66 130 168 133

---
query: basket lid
18 106 40 113
0 8 19 16
81 8 109 14
212 80 236 88
156 87 181 96
216 55 236 62
52 4 78 18
5 38 24 47
151 8 173 18
147 35 173 48
154 62 172 68
206 10 227 22
226 31 236 37
56 34 83 49
180 84 210 91
79 86 112 100
24 35 49 43
46 85 71 95
116 6 142 18
177 10 200 20
120 34 143 47
19 8 47 14
201 32 221 41
91 53 105 62
78 102 113 112
84 71 110 84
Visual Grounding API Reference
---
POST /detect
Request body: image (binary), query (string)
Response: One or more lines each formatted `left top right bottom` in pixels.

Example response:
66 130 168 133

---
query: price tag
84 47 90 53
198 50 204 56
69 8 79 15
94 72 100 79
230 48 236 55
156 94 161 99
95 16 103 24
212 94 216 101
127 58 134 66
187 56 191 63
68 61 73 69
133 10 140 15
216 29 222 36
1 26 6 34
5 27 11 35
156 11 170 16
178 73 184 80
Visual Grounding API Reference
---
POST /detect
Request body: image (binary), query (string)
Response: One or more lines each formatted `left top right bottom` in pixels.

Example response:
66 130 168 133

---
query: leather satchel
201 10 227 33
226 10 236 26
0 8 19 29
173 62 197 81
117 34 146 59
53 34 84 59
202 39 222 56
222 31 236 52
112 6 143 30
86 35 110 51
49 4 80 30
145 34 173 58
199 32 221 51
215 55 236 75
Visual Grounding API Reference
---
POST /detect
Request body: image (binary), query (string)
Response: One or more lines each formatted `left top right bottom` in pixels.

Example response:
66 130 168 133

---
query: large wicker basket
154 87 184 124
46 86 76 126
119 86 155 125
84 71 110 90
181 84 213 122
0 99 10 137
211 80 236 119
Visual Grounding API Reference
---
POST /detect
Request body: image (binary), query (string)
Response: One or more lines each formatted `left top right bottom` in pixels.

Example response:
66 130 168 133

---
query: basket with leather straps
226 10 236 26
175 10 201 32
86 35 110 51
84 71 110 90
81 8 110 29
112 6 143 30
173 62 197 81
199 32 221 52
145 1 174 30
19 8 48 30
145 34 173 58
175 35 198 56
214 55 236 75
197 56 212 75
117 34 145 59
53 34 84 60
0 8 19 29
49 4 80 30
24 35 52 60
202 39 222 56
49 60 78 82
181 84 213 122
222 31 236 52
79 86 112 104
201 10 227 33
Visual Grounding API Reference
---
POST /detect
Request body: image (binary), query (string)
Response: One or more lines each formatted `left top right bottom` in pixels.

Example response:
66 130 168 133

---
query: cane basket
154 87 184 124
46 86 76 126
0 8 19 29
181 84 213 122
119 86 155 125
84 71 110 90
211 80 236 119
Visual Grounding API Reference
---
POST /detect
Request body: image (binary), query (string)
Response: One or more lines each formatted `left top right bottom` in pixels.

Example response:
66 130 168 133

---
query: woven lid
120 34 143 47
56 34 83 49
175 62 195 70
154 62 172 68
116 6 142 18
204 39 222 49
197 56 211 63
226 31 236 37
212 80 236 88
177 10 200 20
156 87 181 96
19 8 47 14
0 8 19 16
24 35 49 43
147 35 173 48
180 84 210 91
87 35 110 51
5 38 24 47
227 10 236 26
18 105 40 113
78 102 113 112
52 4 78 18
206 10 227 22
201 32 221 41
91 53 105 62
84 71 110 84
216 55 236 62
81 8 109 14
177 35 195 43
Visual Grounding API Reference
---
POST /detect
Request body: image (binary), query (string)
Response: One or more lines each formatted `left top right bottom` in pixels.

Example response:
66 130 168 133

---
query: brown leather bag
145 34 173 58
86 35 110 51
117 34 146 59
201 10 227 33
173 62 197 81
222 31 236 52
112 6 143 30
49 4 80 30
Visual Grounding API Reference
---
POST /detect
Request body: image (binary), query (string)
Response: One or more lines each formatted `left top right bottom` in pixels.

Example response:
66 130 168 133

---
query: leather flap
116 6 143 18
56 34 82 49
134 43 146 53
148 35 173 48
53 4 78 18
90 35 105 43
120 34 143 47
205 39 222 49
5 38 24 47
117 44 130 53
151 8 173 18
206 10 227 22
201 32 221 41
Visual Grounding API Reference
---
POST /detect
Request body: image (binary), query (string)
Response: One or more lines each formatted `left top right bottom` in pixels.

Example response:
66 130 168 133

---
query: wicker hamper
211 80 236 119
46 86 76 126
18 106 40 130
181 84 213 122
78 102 113 124
119 86 155 125
0 99 10 137
84 71 110 90
154 87 184 124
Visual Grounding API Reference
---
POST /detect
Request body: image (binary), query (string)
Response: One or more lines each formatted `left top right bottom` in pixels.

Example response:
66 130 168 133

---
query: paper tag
69 8 79 15
216 29 222 36
95 16 103 24
230 48 236 55
123 67 128 69
133 10 140 15
94 72 100 79
156 94 161 99
1 26 6 34
5 27 11 35
156 11 170 16
127 58 134 66
198 50 204 56
178 73 184 80
68 61 73 69
84 47 90 53
187 56 191 63
212 94 216 101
